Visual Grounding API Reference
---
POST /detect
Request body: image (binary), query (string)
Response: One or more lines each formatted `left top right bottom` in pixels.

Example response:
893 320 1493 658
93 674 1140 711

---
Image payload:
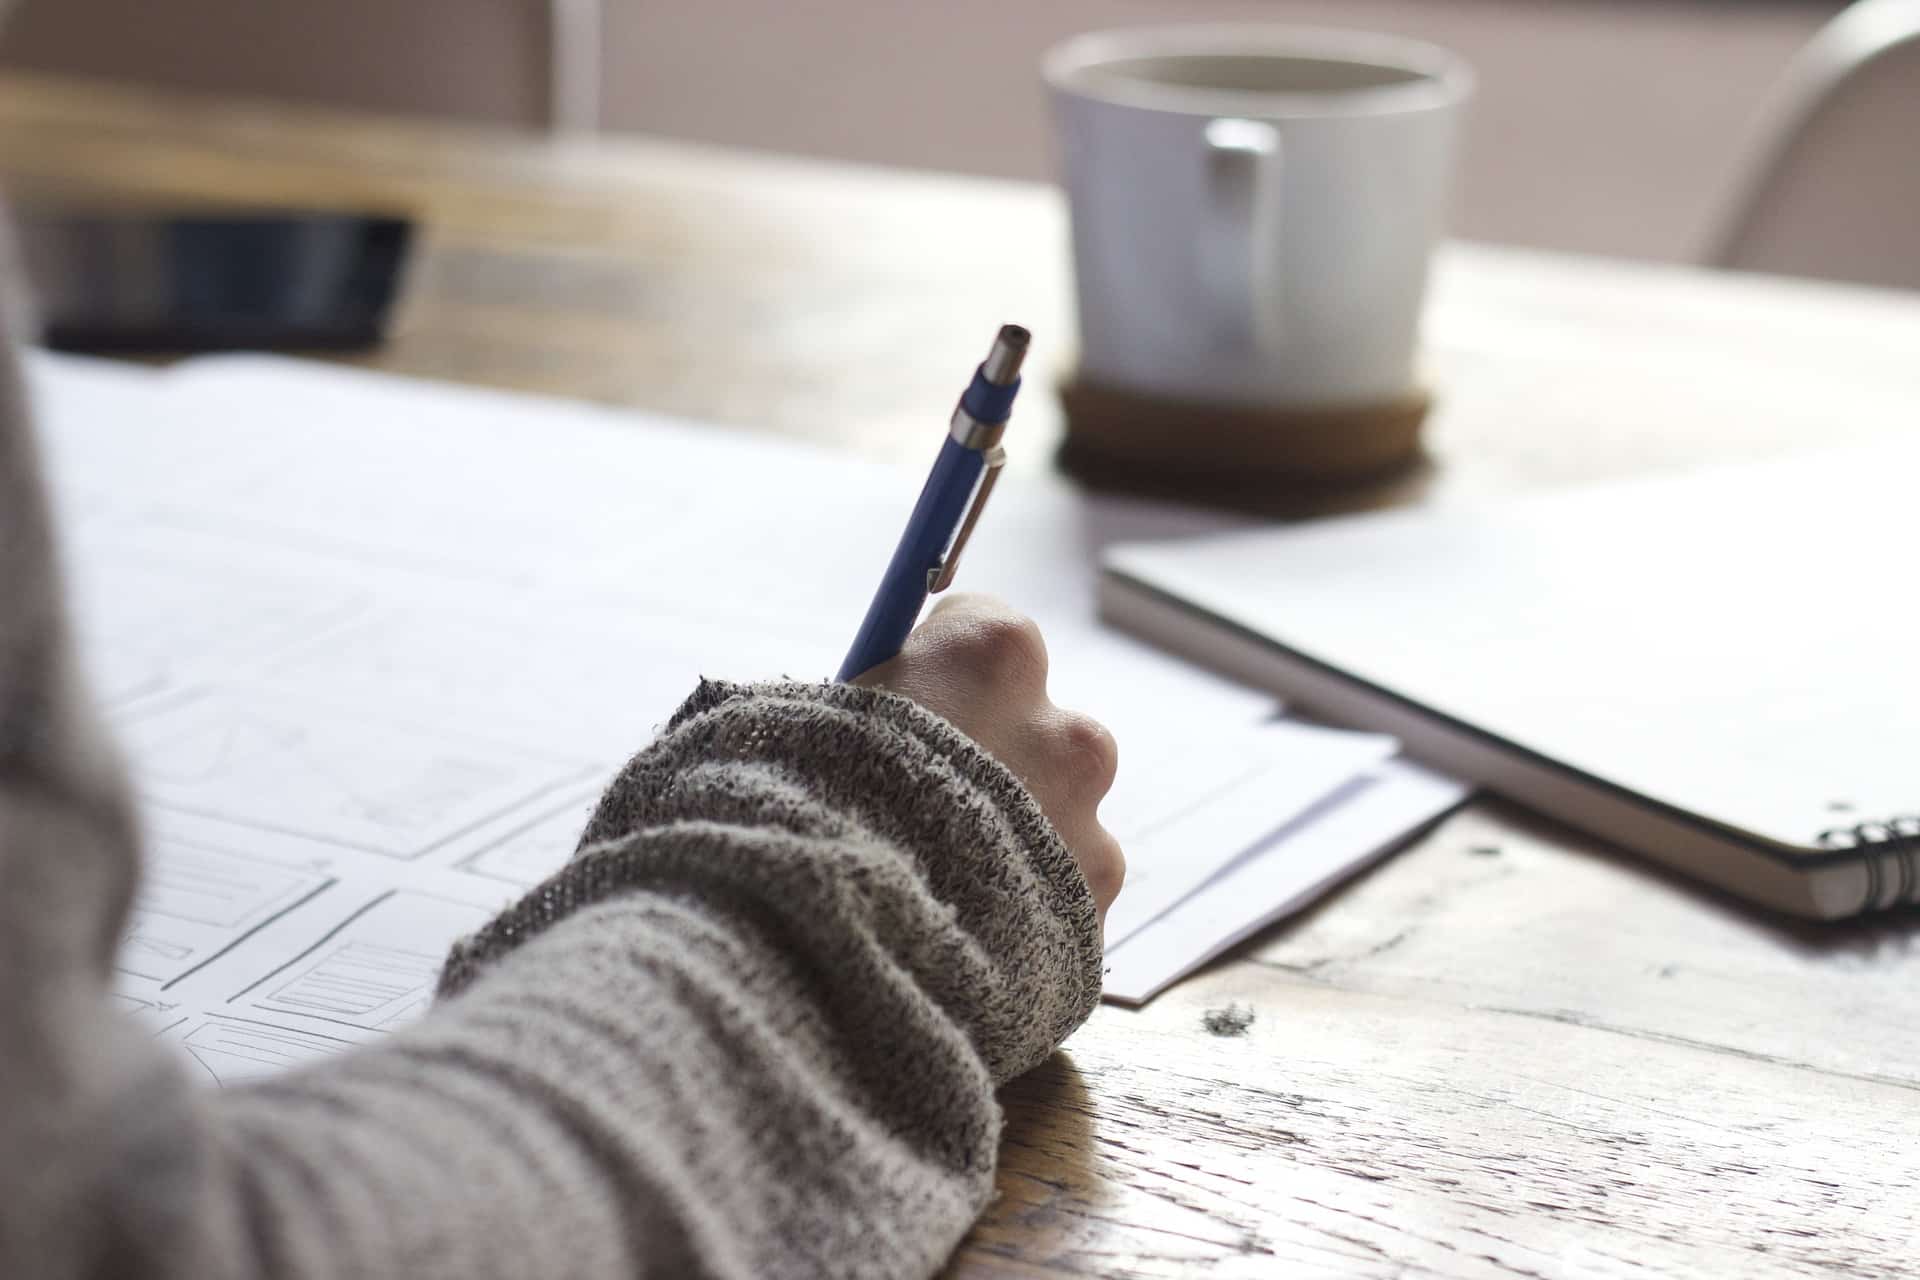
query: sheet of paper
31 352 1299 1077
1099 720 1399 949
1102 760 1471 1005
154 354 1274 744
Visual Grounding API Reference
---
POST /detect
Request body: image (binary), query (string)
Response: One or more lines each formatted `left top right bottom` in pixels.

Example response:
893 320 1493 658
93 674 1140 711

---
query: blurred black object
13 209 412 353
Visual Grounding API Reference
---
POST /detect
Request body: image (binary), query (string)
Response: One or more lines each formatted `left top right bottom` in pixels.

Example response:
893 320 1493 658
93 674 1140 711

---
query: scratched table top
4 71 1919 1279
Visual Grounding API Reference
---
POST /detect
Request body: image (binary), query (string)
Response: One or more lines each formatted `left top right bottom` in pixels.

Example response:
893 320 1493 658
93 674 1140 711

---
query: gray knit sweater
0 304 1104 1271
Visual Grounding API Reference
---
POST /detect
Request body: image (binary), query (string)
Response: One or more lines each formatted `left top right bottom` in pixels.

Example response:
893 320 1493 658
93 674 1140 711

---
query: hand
852 594 1124 924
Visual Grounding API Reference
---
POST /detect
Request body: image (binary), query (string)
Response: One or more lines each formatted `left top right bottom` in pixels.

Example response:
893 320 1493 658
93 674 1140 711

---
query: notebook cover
1102 433 1920 867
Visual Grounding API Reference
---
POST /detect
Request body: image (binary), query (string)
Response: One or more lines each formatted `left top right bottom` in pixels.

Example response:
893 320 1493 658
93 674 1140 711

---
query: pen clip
927 445 1005 593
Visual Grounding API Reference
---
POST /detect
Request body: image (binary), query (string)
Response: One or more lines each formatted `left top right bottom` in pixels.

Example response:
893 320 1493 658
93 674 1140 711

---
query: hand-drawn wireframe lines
230 890 496 1035
255 601 737 761
118 692 594 859
178 1017 353 1087
109 991 189 1037
459 789 602 888
118 839 333 986
65 537 368 706
258 942 442 1027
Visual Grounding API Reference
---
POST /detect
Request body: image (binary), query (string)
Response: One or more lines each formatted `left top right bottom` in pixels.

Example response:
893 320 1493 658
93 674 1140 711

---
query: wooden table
5 73 1919 1279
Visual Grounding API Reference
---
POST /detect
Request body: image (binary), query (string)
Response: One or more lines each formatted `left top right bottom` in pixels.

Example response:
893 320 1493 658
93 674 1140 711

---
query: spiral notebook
1100 431 1920 920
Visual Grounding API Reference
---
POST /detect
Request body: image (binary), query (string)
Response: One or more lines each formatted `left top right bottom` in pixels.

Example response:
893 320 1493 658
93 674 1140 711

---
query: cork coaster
1058 376 1432 500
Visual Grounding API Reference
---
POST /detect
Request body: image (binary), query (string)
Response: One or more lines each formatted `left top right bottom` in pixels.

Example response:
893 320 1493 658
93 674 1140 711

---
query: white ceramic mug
1046 27 1472 409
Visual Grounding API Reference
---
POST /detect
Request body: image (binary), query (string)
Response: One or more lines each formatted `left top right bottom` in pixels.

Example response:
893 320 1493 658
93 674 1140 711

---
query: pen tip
983 324 1030 385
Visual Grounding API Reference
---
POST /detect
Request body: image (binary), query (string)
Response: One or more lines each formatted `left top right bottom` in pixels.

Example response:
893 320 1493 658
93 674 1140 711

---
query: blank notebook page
1106 430 1920 852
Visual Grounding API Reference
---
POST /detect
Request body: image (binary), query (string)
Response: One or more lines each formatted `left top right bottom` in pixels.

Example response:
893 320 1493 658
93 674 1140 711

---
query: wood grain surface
3 72 1917 1279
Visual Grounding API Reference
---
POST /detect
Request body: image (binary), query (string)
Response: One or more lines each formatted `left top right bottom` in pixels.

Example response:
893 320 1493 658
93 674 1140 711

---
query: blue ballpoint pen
836 324 1029 681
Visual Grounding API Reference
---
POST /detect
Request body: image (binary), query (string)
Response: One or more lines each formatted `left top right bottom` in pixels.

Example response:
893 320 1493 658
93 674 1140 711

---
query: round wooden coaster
1058 376 1432 497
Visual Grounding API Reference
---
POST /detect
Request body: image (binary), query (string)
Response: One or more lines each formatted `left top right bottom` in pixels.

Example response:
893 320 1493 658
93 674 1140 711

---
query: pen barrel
836 436 986 681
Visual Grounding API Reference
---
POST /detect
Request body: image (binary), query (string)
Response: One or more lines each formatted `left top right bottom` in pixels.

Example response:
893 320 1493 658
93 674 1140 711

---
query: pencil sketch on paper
459 791 602 889
117 839 333 986
109 991 188 1037
179 1017 353 1087
117 693 594 859
64 537 368 707
231 890 497 1035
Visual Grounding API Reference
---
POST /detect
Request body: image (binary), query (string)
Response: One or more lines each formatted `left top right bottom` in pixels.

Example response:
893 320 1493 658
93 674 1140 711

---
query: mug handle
1200 117 1282 351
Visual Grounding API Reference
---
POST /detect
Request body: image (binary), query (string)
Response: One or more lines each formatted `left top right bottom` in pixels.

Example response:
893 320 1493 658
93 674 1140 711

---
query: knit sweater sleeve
0 335 1103 1275
208 678 1104 1279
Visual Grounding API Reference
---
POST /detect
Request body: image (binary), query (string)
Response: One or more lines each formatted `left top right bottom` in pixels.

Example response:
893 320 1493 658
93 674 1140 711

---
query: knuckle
960 612 1048 682
1084 831 1126 901
1059 713 1120 793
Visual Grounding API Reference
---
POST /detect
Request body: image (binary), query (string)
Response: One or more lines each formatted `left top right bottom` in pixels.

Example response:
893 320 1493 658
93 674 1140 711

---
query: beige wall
598 1 1832 263
0 1 1839 264
0 0 551 126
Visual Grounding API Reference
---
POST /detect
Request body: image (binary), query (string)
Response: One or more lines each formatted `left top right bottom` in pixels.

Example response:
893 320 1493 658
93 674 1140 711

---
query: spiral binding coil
1817 816 1920 911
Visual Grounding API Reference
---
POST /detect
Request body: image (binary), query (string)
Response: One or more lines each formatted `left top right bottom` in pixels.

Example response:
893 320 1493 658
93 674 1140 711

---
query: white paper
29 350 1442 1067
30 353 1294 1076
1102 760 1471 1005
1099 720 1399 949
111 809 525 1062
117 688 597 859
145 354 1276 746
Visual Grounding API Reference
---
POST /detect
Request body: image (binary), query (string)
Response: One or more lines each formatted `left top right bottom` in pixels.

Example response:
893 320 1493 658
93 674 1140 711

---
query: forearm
220 889 990 1279
225 680 1100 1279
3 681 1101 1280
447 678 1102 1084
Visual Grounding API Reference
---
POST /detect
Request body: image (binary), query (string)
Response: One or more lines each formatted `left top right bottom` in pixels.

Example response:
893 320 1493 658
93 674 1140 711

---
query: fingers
1025 708 1124 919
1053 709 1120 804
855 594 1046 702
917 593 1048 694
853 595 1125 920
1074 825 1127 919
922 600 1120 913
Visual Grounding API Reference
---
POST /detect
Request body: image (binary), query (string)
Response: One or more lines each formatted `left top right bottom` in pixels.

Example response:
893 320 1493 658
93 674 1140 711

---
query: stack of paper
1101 756 1466 1004
29 353 1465 1080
